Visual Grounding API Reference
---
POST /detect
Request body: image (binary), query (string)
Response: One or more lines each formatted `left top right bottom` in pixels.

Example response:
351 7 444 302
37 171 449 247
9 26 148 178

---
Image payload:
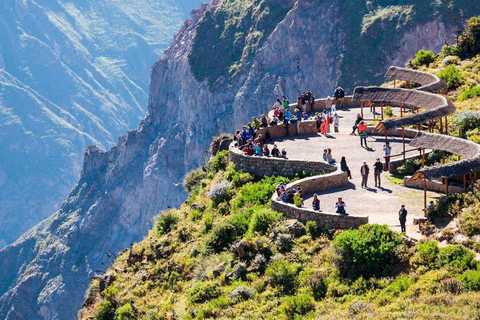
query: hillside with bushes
80 151 480 319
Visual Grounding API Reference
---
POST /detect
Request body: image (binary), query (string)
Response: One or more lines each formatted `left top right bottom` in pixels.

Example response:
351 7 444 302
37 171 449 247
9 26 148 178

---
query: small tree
437 65 463 90
412 49 436 66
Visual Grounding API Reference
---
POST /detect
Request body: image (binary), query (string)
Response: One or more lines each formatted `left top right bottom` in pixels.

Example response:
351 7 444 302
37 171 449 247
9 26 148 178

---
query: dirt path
272 106 441 239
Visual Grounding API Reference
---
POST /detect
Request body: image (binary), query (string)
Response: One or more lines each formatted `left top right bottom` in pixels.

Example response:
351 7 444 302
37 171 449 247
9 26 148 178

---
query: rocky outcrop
0 1 479 319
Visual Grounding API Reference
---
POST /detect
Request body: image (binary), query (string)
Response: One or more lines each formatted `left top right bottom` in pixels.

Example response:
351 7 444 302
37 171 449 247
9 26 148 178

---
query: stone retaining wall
270 169 368 229
255 120 318 139
229 144 334 177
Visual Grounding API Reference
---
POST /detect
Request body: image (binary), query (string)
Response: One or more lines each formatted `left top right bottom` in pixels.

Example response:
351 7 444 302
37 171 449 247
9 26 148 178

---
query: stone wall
229 144 334 177
255 119 318 139
270 169 368 229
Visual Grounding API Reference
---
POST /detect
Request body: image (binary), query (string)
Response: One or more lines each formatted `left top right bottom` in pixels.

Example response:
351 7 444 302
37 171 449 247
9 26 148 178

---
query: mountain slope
0 0 479 319
0 0 202 247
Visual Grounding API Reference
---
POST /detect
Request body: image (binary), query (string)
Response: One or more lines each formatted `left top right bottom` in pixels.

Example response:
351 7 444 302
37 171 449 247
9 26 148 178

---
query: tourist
269 116 279 126
315 112 322 131
275 98 282 109
243 143 255 155
305 89 315 111
260 114 268 128
312 194 320 211
242 126 250 142
295 108 302 134
281 148 287 157
280 191 287 202
253 141 263 156
340 156 352 179
263 144 270 156
373 157 383 187
335 197 346 214
252 117 261 130
320 109 329 134
248 123 256 138
384 142 392 170
358 121 368 148
286 189 294 204
282 97 290 111
294 192 304 208
333 114 339 133
361 161 369 188
350 114 363 135
427 200 435 211
257 134 264 147
272 144 280 157
323 149 328 162
236 133 244 148
303 112 308 120
334 87 345 108
284 119 290 136
326 148 334 164
326 96 333 114
399 204 407 233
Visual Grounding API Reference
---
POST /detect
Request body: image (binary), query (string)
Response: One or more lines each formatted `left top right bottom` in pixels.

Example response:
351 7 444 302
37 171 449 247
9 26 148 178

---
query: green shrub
435 245 476 271
437 65 463 90
380 275 415 302
305 221 320 239
231 176 289 211
459 206 480 236
397 158 421 176
412 50 436 66
411 241 440 270
281 294 315 319
466 128 480 144
247 208 283 236
188 281 222 304
454 111 480 136
116 303 136 320
210 150 229 173
385 106 393 117
458 270 480 291
183 168 207 193
333 224 404 279
227 167 254 188
441 45 463 58
265 260 299 293
95 300 115 320
228 286 255 302
155 211 180 235
205 219 243 253
307 271 328 301
203 214 214 233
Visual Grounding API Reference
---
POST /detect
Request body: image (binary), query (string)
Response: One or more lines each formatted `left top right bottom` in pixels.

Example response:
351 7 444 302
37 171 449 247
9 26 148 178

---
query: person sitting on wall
262 144 270 156
303 112 308 120
242 142 255 155
252 140 263 156
271 144 280 157
322 149 328 162
235 133 244 148
269 116 279 126
340 156 352 179
350 114 363 135
260 114 269 128
248 122 256 139
281 148 287 157
312 194 320 211
334 87 345 108
326 148 334 164
294 192 304 208
280 190 287 202
257 134 264 147
305 89 315 111
286 189 295 204
282 97 290 111
335 197 347 214
242 126 250 141
252 117 261 130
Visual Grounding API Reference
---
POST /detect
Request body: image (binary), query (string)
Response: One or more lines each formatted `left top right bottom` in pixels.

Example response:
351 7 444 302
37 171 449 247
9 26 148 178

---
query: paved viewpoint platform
272 106 440 237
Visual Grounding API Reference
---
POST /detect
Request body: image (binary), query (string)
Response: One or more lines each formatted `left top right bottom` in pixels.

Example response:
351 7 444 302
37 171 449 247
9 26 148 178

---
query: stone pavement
272 106 440 239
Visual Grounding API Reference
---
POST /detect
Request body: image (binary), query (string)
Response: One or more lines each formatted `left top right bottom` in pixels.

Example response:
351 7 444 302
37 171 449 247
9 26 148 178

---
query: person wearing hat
373 157 383 187
399 205 407 233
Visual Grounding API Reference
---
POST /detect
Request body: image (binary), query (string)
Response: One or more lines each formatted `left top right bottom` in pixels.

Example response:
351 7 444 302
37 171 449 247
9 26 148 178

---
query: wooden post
381 102 384 120
361 101 364 119
400 103 403 117
422 148 426 168
402 127 406 163
439 117 443 134
394 79 396 88
445 116 448 135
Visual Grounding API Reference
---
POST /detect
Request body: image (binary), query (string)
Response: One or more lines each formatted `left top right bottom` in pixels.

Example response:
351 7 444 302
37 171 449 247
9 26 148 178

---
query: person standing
333 114 340 133
384 142 392 170
312 194 320 211
373 158 383 187
325 96 333 114
399 205 407 233
358 121 368 148
335 197 346 214
360 161 369 188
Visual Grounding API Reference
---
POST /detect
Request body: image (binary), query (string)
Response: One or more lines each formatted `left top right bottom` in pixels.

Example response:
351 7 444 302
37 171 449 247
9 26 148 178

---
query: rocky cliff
0 0 479 319
0 0 202 247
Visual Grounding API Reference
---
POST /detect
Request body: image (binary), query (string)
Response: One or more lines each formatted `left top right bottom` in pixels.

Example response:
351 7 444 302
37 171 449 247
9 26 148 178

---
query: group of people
315 108 340 135
276 183 304 207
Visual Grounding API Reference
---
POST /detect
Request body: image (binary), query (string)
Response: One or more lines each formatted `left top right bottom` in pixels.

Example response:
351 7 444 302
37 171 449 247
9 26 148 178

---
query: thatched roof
408 131 480 181
353 87 456 131
385 66 447 93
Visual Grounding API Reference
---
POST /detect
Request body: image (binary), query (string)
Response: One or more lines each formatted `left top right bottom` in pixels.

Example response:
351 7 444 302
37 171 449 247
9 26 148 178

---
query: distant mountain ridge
0 0 202 247
0 0 479 319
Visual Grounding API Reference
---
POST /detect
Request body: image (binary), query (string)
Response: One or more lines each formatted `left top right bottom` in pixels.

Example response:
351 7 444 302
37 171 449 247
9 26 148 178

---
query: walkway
272 106 441 239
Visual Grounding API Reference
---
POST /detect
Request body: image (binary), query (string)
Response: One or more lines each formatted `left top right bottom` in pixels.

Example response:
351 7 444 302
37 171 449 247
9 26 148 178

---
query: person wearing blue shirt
335 197 346 214
312 194 320 211
241 126 250 141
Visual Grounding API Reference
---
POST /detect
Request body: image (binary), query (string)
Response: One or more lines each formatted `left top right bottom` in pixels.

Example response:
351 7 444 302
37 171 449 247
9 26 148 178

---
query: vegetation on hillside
80 151 480 319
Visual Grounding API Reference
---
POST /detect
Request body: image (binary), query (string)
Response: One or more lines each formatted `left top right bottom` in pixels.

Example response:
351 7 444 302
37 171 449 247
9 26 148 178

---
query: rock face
0 0 479 319
0 0 202 247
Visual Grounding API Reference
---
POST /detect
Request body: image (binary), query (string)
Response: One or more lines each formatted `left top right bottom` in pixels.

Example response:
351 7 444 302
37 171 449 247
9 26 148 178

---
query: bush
307 271 328 301
441 45 463 58
454 111 480 137
205 219 243 253
347 301 372 315
210 150 229 173
458 270 480 291
397 158 421 176
208 180 233 206
281 294 315 319
466 128 480 144
183 168 207 194
188 281 222 304
411 241 440 270
435 245 476 271
412 49 436 66
459 206 480 236
94 300 115 320
252 254 268 272
459 87 480 102
439 278 465 295
155 211 180 235
333 224 404 279
247 208 282 236
442 55 461 66
385 106 393 117
231 176 289 211
116 303 136 320
437 65 463 90
265 260 299 293
228 286 255 302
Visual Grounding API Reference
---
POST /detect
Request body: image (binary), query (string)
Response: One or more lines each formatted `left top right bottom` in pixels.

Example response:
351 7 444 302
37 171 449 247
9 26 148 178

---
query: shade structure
385 66 447 93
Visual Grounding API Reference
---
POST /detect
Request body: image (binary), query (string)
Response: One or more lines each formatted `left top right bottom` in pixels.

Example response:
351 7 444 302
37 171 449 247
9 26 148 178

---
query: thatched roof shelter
385 66 447 93
353 87 456 131
408 131 480 181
